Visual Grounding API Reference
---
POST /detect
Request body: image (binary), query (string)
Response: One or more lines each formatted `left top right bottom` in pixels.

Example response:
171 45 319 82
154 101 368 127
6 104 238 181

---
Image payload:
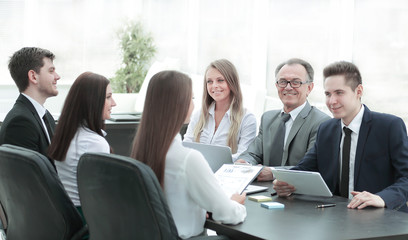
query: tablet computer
271 169 333 197
244 184 269 195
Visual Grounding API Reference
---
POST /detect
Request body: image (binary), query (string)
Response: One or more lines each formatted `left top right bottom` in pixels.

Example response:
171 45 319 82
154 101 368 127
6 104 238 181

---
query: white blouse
56 126 110 206
164 134 246 239
183 103 257 161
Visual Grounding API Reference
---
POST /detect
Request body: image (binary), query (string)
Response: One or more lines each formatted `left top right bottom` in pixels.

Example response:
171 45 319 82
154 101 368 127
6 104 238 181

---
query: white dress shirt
165 134 246 239
340 105 364 199
56 126 110 206
282 101 307 147
183 102 257 161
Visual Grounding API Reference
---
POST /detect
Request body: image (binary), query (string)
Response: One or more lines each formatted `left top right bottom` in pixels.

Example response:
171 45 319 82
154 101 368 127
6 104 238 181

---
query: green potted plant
111 21 156 94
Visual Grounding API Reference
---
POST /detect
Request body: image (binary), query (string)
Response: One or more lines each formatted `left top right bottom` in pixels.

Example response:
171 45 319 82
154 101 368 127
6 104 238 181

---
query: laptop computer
182 142 234 172
109 113 142 122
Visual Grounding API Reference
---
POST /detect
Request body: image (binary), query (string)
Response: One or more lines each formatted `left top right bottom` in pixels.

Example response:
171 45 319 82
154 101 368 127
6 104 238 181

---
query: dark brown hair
48 72 110 161
8 47 55 92
131 70 192 187
323 61 362 90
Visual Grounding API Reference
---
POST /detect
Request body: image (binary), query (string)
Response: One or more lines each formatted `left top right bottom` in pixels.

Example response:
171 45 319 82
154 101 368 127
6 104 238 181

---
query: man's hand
235 159 249 164
273 179 296 197
257 166 274 181
347 191 385 209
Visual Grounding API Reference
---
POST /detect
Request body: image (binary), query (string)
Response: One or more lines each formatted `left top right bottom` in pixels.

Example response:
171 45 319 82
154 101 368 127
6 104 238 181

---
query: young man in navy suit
0 47 60 168
274 61 408 212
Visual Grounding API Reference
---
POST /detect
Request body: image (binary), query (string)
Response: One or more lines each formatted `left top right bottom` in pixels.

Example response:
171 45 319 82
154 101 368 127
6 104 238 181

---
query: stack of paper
248 195 273 202
261 202 285 209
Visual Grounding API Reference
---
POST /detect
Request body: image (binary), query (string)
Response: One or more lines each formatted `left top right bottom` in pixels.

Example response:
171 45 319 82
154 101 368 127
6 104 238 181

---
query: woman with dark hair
49 72 116 208
131 70 246 239
183 59 256 161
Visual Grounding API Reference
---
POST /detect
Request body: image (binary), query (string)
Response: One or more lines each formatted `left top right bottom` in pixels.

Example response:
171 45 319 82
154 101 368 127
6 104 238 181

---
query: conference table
205 182 408 240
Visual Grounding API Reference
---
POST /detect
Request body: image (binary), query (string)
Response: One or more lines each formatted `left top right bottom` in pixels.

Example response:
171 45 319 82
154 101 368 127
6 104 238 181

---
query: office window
353 0 408 117
0 0 407 124
0 0 142 84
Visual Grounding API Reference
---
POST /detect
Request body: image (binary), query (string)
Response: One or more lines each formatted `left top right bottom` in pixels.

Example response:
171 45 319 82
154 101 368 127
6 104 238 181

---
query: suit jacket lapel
18 94 49 142
332 120 342 190
354 105 371 184
266 111 282 166
282 102 312 165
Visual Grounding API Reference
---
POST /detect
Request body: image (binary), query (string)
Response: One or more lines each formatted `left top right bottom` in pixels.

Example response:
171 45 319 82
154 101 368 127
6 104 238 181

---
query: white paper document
214 164 263 197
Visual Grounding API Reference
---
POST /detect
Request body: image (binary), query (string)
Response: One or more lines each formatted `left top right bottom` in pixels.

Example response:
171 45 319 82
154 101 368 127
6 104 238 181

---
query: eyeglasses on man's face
276 79 309 88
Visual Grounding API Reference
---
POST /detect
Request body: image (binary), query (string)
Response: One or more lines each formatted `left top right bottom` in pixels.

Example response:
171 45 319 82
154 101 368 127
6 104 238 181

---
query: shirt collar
281 101 307 122
341 104 364 134
22 93 47 118
172 133 182 147
82 125 108 137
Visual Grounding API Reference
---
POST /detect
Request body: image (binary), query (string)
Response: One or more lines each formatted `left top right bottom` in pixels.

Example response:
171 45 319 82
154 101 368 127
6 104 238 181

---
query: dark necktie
43 111 54 141
270 112 291 166
340 127 352 198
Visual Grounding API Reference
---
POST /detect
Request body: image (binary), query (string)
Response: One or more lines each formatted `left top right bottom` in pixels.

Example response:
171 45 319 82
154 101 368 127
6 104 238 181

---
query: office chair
0 202 6 230
77 152 229 240
0 144 87 240
0 203 5 240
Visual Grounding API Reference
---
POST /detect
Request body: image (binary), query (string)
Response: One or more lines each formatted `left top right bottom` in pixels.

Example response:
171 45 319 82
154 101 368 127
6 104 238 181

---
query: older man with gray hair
237 58 330 181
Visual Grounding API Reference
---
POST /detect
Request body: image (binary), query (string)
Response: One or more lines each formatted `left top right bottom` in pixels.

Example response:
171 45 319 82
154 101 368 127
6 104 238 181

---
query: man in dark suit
0 47 60 169
274 61 408 212
237 58 330 181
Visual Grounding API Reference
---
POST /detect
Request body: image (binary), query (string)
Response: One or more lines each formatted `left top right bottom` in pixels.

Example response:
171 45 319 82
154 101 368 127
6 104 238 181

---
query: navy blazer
295 105 408 212
0 94 56 169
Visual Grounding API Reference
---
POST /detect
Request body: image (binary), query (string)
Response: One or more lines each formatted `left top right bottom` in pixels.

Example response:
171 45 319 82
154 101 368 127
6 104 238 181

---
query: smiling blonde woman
183 59 257 161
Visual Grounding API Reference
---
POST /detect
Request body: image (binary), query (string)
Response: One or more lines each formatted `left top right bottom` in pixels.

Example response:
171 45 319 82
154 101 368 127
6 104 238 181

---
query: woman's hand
231 192 246 205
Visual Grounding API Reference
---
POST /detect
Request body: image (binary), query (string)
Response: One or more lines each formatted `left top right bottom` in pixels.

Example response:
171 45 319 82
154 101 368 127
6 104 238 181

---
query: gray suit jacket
238 101 330 166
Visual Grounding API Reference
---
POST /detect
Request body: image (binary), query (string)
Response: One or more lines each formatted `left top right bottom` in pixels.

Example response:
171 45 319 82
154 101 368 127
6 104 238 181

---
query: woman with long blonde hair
184 59 256 160
131 70 246 239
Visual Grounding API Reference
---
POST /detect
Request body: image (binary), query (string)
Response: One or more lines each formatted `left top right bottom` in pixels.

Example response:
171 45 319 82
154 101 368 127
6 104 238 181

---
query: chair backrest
77 152 180 240
0 144 85 240
0 202 6 232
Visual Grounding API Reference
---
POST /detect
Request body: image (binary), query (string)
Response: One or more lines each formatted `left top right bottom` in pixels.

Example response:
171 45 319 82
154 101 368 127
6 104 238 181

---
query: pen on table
270 191 277 196
316 203 336 208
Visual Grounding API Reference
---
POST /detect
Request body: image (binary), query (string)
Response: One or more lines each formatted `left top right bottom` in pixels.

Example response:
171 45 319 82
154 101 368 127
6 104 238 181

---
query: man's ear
356 84 363 99
27 70 38 85
306 82 314 97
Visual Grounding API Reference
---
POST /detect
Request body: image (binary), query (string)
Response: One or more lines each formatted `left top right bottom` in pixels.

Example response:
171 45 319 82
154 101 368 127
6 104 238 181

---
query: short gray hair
275 58 314 82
